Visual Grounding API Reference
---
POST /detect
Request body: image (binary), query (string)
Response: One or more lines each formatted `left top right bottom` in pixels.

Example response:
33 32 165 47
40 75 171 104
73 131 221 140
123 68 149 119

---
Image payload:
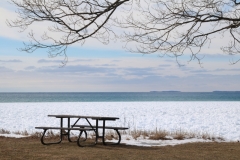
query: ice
0 101 240 146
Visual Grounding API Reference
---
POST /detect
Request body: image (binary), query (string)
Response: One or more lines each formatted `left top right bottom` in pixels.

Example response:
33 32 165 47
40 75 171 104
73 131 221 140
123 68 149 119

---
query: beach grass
0 128 224 142
0 129 10 134
125 128 224 141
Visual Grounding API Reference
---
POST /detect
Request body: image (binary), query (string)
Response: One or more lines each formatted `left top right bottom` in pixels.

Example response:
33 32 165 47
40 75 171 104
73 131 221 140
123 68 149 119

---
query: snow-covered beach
1 102 240 146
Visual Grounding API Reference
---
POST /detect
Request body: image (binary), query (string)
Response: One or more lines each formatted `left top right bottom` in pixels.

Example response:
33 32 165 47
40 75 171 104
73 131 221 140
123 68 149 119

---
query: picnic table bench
35 115 129 147
35 127 94 146
72 125 129 145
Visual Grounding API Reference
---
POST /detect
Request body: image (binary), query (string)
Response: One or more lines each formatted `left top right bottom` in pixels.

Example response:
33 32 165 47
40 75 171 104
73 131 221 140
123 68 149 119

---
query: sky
0 0 240 92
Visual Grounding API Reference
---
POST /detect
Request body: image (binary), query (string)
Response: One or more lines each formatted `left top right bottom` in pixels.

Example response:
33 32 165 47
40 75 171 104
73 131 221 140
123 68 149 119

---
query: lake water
0 91 240 102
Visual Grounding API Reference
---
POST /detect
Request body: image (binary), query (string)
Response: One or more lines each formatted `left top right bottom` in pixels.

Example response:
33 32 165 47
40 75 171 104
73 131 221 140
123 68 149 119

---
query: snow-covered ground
1 102 240 146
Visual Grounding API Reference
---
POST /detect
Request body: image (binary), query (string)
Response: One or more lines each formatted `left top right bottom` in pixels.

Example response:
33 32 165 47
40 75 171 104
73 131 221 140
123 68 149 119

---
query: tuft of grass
45 130 60 138
13 131 21 135
130 129 142 140
172 130 187 140
215 137 225 141
21 130 29 136
200 132 225 142
0 129 11 134
13 130 30 136
105 130 119 140
201 132 212 140
149 130 171 140
30 131 42 138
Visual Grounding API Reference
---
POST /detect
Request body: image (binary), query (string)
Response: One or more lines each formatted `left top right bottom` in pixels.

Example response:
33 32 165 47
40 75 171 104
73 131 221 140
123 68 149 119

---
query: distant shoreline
150 91 181 93
150 91 240 93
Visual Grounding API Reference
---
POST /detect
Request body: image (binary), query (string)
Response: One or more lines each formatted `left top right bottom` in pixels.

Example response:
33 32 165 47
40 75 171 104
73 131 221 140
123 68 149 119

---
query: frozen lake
1 102 240 146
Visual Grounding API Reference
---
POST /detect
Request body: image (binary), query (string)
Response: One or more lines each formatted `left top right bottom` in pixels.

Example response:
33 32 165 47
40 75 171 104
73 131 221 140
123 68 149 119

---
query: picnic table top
48 114 119 120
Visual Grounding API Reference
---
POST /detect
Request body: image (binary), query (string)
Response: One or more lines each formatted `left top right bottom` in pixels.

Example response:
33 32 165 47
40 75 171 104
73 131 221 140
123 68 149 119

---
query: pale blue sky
0 0 240 92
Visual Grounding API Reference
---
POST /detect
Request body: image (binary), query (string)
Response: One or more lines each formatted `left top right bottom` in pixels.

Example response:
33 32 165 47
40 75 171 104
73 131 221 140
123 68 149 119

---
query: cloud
35 65 114 74
214 68 226 72
71 59 96 62
32 63 159 80
231 68 240 71
213 68 240 72
38 59 62 63
158 64 172 67
1 61 240 92
0 66 14 72
24 66 36 70
190 69 209 73
97 64 116 67
124 67 156 76
0 59 22 63
111 60 121 62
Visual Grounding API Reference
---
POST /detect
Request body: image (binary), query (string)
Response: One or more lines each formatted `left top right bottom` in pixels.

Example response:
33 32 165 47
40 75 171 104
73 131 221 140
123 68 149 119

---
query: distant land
213 91 240 92
150 91 240 93
150 91 181 93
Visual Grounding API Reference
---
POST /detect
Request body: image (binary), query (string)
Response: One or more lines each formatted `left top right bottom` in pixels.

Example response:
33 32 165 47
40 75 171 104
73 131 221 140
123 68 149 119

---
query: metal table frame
48 115 119 145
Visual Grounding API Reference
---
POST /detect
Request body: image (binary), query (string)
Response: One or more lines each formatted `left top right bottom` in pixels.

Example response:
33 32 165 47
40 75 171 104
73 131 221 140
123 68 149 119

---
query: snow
0 134 27 138
1 102 240 146
119 137 213 147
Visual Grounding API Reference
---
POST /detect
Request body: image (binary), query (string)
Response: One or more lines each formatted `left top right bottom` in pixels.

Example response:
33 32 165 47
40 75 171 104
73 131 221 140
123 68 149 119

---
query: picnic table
35 115 128 147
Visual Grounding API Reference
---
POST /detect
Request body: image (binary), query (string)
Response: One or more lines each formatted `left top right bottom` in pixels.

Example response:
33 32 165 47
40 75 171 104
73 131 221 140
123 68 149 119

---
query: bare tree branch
7 0 129 65
120 0 240 65
7 0 240 65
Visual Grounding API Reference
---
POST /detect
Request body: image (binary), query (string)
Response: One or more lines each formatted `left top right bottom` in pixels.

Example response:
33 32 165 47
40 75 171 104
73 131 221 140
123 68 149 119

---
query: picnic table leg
114 129 121 145
60 118 64 140
68 118 84 142
67 117 73 142
102 128 121 145
40 129 62 145
77 129 96 147
102 120 107 145
77 130 86 147
95 119 99 145
60 118 73 142
95 119 107 145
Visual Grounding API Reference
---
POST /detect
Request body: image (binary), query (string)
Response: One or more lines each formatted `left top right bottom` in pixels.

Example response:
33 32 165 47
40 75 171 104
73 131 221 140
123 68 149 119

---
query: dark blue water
0 91 240 102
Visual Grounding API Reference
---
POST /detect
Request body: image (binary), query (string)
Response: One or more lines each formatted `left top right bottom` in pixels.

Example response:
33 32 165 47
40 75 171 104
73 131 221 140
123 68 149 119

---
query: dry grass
0 128 225 142
149 130 170 140
0 129 10 134
30 131 43 138
128 129 224 141
105 130 119 141
172 130 188 140
130 129 142 140
0 136 240 160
